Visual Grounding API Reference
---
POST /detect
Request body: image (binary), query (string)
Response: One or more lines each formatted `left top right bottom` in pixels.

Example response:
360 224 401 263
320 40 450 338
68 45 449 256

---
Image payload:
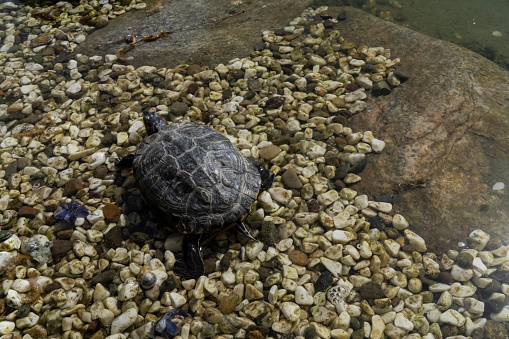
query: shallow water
313 0 509 69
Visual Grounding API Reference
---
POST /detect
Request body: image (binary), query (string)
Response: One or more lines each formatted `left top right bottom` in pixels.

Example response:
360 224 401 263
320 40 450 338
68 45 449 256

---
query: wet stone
315 271 334 292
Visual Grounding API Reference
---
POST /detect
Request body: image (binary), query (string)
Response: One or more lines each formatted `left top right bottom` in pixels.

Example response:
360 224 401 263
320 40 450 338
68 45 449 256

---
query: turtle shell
133 122 261 234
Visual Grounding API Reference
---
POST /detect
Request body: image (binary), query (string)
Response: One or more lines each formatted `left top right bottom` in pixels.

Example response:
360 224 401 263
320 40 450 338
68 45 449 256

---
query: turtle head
143 110 169 135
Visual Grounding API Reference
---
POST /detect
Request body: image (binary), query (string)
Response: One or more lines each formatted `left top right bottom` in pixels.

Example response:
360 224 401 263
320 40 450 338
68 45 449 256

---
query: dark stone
259 220 278 245
169 102 189 116
253 42 266 51
90 270 116 286
371 80 391 96
481 279 501 299
304 327 316 339
17 157 32 170
349 158 367 174
368 216 386 231
94 165 109 179
203 258 216 275
159 278 178 295
455 252 474 268
17 206 39 218
350 317 362 330
441 325 458 337
51 240 73 261
104 226 123 248
53 221 73 232
315 271 334 292
307 199 320 213
4 161 17 179
359 281 384 299
101 131 116 146
219 251 232 271
129 232 150 245
44 282 62 293
470 327 484 339
62 178 86 197
56 230 74 240
437 271 454 285
187 83 200 94
484 298 505 314
265 96 285 109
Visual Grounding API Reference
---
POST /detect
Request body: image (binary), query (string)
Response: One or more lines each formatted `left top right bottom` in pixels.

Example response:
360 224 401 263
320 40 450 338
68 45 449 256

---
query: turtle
117 111 274 280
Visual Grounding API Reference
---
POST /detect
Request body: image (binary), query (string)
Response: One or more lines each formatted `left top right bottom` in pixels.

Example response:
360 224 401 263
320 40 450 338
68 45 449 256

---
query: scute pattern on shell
133 122 261 233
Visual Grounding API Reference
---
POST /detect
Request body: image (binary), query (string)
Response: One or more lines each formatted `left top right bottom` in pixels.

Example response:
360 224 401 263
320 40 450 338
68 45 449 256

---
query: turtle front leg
173 234 205 280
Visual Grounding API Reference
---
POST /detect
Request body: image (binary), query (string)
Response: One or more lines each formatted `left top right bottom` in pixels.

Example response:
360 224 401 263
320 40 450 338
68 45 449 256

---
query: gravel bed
0 1 508 339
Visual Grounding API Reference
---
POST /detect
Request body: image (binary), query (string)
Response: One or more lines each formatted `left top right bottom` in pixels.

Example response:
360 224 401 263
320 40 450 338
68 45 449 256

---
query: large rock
76 0 312 68
329 7 509 253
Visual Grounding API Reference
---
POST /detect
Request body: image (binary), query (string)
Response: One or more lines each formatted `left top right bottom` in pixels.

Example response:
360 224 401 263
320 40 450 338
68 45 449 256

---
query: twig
114 5 257 62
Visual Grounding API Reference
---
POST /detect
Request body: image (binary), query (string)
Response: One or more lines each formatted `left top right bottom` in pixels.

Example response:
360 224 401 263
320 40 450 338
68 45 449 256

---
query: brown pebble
51 239 73 261
437 271 454 284
23 324 47 339
246 330 264 339
18 206 39 218
30 34 53 47
281 168 303 189
187 82 200 94
94 164 109 179
219 252 232 271
307 199 320 212
63 178 87 197
203 258 216 275
44 282 62 293
258 145 281 161
103 203 121 223
218 291 241 314
289 250 308 266
7 103 23 114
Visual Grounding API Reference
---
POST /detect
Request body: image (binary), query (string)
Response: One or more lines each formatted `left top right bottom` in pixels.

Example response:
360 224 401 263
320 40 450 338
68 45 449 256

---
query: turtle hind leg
173 234 205 280
115 153 135 169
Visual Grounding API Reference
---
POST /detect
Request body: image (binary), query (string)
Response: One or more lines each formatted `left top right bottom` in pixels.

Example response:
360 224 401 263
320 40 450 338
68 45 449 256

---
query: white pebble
492 182 504 190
